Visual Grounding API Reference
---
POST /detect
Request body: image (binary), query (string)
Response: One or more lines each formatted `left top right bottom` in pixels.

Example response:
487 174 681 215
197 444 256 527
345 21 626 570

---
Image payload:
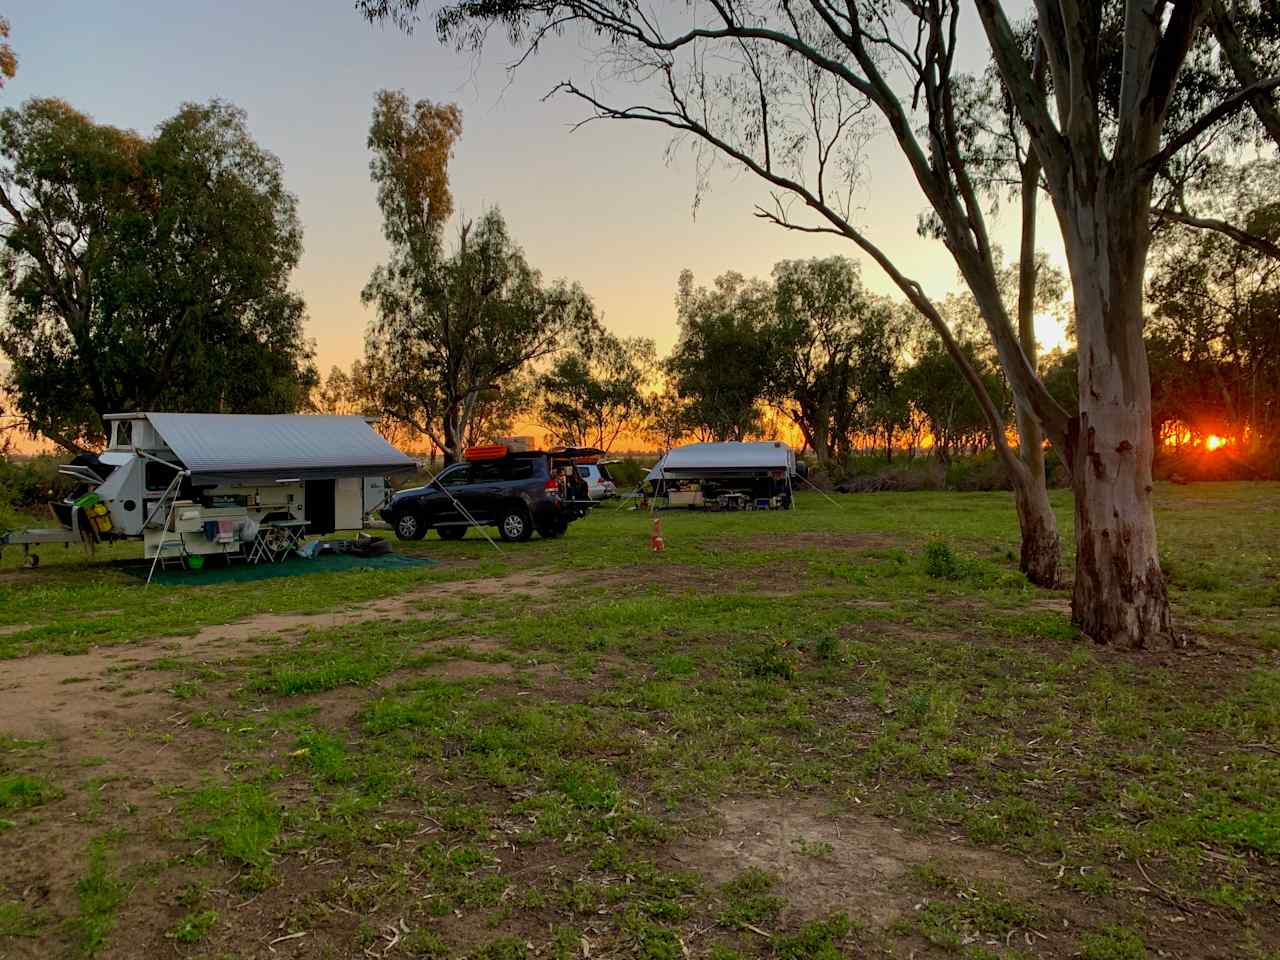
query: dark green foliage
741 641 794 680
538 328 656 452
922 540 959 579
360 92 592 461
0 98 315 447
664 269 776 442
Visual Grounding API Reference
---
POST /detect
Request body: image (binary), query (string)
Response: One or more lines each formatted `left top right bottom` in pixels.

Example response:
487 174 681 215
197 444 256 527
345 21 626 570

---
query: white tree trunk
1062 188 1173 647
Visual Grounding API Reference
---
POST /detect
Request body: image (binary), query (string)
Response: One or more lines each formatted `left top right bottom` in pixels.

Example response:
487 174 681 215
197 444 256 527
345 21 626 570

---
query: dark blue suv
382 451 590 542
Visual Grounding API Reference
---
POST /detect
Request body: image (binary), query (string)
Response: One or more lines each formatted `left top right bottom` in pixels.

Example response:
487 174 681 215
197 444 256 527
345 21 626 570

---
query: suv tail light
545 477 561 493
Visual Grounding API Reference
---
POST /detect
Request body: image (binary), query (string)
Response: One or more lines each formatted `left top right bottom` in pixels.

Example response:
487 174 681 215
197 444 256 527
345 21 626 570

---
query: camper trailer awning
139 413 417 485
644 442 794 482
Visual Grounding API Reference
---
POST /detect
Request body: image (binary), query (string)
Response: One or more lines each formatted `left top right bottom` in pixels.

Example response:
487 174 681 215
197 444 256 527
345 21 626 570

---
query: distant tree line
1 80 1273 484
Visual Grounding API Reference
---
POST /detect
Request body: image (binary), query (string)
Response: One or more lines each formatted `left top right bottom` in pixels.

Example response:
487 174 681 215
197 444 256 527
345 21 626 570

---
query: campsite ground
0 484 1277 960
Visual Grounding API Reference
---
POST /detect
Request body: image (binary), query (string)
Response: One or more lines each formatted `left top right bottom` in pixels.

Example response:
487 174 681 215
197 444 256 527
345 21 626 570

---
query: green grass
185 783 281 890
168 908 218 943
0 772 60 812
71 835 126 956
0 899 45 938
1 483 1279 957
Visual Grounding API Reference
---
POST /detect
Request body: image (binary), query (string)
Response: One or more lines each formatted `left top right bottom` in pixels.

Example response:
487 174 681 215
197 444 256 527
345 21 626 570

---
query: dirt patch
0 570 575 740
673 797 1047 929
186 568 569 646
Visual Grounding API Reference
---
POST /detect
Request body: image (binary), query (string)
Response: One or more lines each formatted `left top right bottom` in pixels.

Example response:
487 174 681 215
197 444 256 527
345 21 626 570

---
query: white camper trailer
3 413 416 565
643 441 798 510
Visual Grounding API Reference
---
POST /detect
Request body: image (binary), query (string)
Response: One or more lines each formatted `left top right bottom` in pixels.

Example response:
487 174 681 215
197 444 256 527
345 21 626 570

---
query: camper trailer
3 413 416 564
643 441 798 510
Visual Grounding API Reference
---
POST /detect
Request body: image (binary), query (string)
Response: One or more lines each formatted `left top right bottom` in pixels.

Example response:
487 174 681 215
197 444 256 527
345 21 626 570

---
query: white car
576 463 618 500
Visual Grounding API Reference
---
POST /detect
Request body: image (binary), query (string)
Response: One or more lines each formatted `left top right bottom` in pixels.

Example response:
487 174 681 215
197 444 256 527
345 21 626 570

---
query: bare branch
1141 76 1280 177
1207 0 1280 151
1154 206 1280 260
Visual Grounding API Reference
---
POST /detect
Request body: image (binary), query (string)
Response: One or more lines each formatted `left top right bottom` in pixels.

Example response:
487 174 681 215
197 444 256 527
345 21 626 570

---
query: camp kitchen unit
4 413 416 563
644 441 798 510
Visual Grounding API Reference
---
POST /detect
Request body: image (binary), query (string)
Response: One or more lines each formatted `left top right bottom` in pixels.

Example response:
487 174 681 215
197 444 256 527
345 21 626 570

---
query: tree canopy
0 98 315 449
538 327 656 452
664 270 776 443
360 90 593 463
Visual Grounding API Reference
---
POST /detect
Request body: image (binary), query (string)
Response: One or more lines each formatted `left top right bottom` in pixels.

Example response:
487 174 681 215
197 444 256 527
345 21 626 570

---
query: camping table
247 519 308 564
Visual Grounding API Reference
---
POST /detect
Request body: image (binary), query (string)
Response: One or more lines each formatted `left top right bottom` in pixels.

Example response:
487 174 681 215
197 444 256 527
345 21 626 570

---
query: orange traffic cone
650 515 666 552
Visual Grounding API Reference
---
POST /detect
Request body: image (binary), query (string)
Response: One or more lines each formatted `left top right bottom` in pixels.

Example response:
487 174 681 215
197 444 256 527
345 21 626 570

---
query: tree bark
1011 141 1062 588
1062 186 1173 648
442 406 461 465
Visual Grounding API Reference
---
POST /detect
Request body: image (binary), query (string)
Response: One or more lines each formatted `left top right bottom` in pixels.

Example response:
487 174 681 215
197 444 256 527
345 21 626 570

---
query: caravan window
144 461 180 492
112 420 132 449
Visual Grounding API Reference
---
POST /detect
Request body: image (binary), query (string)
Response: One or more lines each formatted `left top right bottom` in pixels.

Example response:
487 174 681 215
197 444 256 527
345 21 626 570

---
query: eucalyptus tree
538 328 656 452
0 98 315 449
666 269 775 443
360 91 593 462
360 0 1280 646
769 257 901 468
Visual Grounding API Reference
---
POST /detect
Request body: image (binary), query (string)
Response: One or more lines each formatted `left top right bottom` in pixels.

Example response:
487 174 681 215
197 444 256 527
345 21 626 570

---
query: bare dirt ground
0 570 574 740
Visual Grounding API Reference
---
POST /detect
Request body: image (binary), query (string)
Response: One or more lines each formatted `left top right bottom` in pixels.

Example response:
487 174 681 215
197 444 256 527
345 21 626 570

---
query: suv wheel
498 507 533 542
539 518 569 539
395 512 426 541
437 526 467 541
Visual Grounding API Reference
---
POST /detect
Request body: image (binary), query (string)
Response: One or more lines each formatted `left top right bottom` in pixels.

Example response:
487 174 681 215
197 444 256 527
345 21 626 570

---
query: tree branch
1207 0 1280 152
1154 206 1280 260
1141 76 1280 180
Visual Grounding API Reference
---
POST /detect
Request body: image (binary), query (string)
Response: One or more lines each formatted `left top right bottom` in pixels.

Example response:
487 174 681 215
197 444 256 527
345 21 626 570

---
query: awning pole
796 470 842 508
421 461 503 555
650 449 669 514
144 470 188 587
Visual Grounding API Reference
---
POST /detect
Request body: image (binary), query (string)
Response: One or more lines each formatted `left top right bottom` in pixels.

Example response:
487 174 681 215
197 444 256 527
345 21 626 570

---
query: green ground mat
124 550 435 587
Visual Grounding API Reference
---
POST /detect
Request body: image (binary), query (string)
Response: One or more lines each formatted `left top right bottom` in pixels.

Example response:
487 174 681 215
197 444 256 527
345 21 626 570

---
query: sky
3 0 1067 380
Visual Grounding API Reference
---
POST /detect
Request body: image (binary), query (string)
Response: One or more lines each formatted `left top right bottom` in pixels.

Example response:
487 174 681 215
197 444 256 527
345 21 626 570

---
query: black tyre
437 526 467 541
498 507 533 542
538 519 568 539
394 511 427 541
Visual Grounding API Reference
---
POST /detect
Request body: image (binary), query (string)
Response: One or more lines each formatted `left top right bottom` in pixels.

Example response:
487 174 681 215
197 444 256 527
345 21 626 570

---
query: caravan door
334 477 364 530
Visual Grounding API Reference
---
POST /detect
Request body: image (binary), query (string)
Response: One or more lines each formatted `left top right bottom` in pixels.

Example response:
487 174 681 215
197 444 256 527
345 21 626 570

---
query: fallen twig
1135 858 1192 914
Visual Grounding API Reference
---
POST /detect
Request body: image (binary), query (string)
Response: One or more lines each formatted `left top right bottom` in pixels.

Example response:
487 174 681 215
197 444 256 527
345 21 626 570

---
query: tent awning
645 441 795 482
137 413 417 485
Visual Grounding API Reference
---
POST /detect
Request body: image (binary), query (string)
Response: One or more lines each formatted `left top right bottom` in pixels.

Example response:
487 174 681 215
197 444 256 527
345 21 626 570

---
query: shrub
605 458 653 489
0 454 65 510
923 540 960 579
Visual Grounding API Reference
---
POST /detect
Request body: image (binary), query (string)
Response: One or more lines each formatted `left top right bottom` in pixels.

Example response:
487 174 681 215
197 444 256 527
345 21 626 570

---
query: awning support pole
421 462 503 555
144 469 189 587
796 471 842 508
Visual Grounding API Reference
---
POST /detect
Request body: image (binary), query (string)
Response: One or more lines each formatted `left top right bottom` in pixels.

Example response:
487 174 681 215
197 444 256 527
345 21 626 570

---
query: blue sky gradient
6 1 1064 373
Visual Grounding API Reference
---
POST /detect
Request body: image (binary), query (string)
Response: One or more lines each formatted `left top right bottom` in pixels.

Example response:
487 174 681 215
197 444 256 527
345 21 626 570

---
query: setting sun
1205 434 1228 451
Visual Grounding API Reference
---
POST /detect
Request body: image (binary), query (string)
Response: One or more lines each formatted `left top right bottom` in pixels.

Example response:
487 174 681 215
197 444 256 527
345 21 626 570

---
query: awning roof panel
645 441 794 482
141 413 417 485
